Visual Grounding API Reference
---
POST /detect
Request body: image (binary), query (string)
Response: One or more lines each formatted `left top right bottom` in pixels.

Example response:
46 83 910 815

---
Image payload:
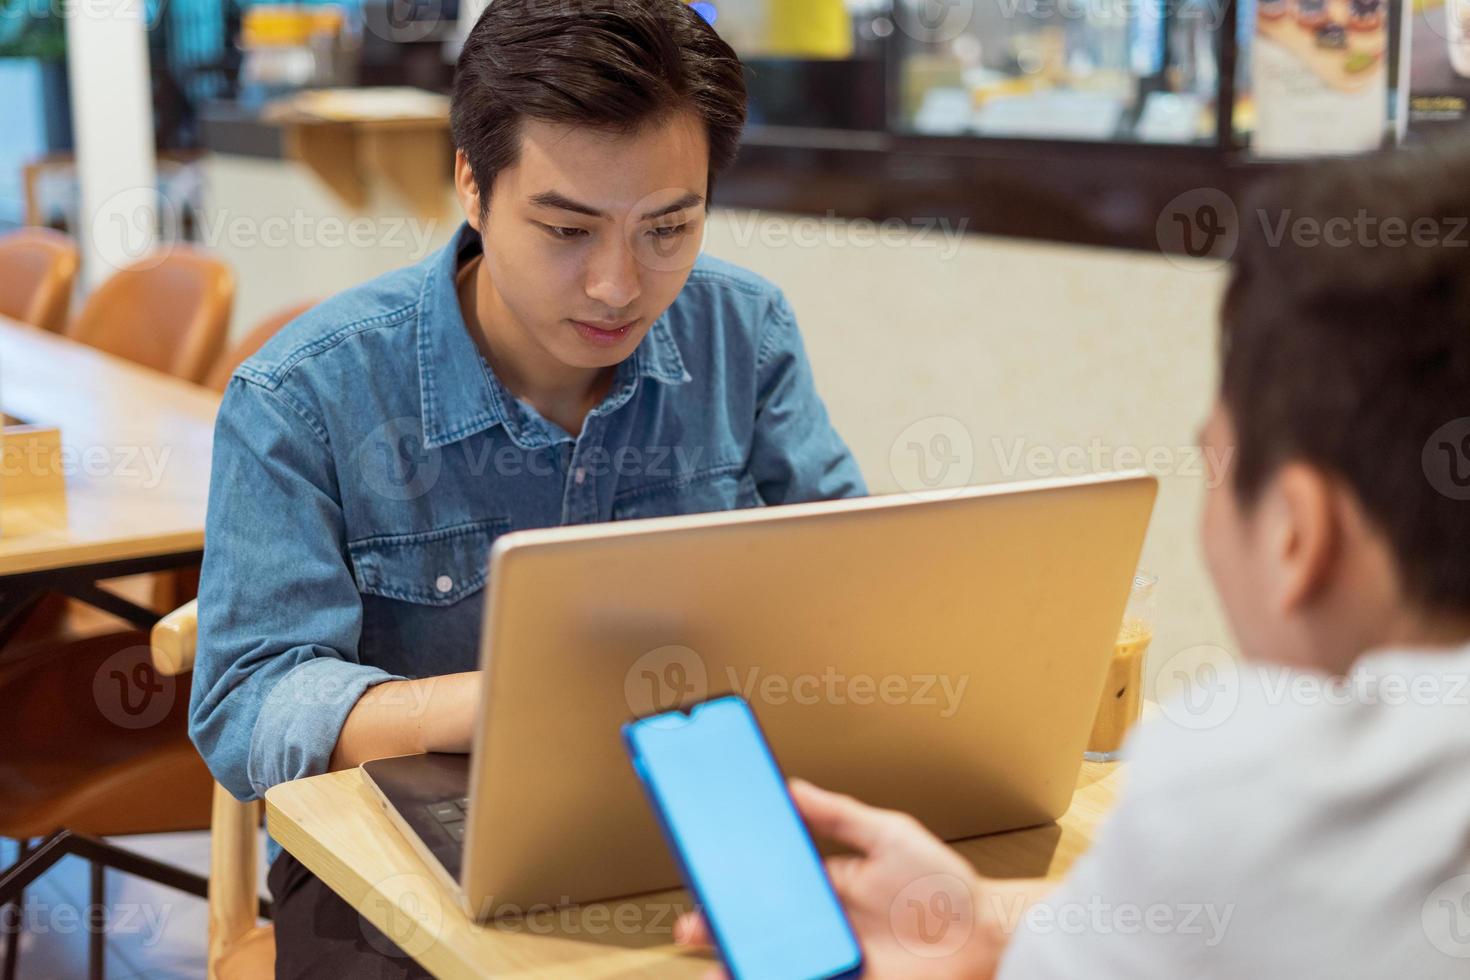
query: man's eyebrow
529 191 604 218
527 190 706 221
640 192 705 221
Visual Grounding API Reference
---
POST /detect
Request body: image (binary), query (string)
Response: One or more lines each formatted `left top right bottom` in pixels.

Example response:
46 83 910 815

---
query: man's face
463 111 710 371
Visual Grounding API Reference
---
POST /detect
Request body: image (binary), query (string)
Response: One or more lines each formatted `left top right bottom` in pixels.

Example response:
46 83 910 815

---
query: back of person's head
1218 139 1470 632
450 0 747 220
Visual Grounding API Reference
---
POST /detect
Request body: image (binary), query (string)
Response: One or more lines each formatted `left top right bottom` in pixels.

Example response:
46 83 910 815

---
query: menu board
1407 0 1470 131
1252 0 1391 154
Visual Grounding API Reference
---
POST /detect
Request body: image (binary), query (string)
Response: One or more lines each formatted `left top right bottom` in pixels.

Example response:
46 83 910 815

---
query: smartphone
622 695 864 980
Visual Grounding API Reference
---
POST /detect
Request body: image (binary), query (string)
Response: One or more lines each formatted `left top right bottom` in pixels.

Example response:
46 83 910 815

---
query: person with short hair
678 142 1470 978
189 2 864 973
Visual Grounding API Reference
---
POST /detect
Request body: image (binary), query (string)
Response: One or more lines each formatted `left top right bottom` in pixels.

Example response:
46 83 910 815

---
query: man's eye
544 225 588 240
649 224 689 240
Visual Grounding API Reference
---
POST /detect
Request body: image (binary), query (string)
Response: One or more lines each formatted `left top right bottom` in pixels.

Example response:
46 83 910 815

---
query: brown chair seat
68 244 235 384
0 227 78 333
0 630 213 840
204 299 317 392
216 924 275 980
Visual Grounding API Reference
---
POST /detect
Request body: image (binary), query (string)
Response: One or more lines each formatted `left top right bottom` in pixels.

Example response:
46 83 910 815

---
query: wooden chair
0 628 215 980
53 247 235 627
204 300 316 392
0 228 79 333
68 245 235 385
152 600 274 980
145 300 319 619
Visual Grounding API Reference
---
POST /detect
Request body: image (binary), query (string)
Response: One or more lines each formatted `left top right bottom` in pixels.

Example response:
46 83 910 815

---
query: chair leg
1 838 28 980
0 831 208 907
88 860 105 980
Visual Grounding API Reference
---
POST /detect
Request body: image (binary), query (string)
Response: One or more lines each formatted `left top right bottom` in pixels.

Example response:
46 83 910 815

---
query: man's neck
456 254 613 436
1310 602 1470 675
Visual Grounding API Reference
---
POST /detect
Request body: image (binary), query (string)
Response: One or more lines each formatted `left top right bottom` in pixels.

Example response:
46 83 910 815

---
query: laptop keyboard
426 797 471 842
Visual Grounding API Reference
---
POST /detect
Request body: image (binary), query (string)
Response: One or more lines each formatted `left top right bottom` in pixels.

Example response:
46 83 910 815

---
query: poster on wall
1252 0 1392 154
1406 0 1470 132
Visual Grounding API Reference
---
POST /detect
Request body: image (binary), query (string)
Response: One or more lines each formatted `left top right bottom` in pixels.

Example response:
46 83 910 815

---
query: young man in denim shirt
189 0 864 971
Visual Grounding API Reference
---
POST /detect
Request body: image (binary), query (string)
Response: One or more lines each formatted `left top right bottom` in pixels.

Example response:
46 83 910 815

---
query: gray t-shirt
998 642 1470 977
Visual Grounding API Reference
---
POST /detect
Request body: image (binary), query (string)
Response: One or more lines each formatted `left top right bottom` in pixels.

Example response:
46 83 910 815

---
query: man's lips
570 318 638 346
571 319 637 333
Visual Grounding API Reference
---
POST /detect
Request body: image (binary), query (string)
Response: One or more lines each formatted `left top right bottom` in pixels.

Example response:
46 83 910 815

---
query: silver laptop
363 472 1157 920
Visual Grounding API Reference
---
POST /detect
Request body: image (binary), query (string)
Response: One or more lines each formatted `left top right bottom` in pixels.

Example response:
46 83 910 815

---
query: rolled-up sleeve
749 292 867 504
189 377 403 801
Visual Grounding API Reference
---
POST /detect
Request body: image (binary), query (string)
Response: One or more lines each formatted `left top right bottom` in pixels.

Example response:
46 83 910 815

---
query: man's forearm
328 671 480 770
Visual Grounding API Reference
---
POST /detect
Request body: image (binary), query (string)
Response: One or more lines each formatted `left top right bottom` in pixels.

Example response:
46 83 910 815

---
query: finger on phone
675 910 711 947
789 778 886 853
822 854 864 902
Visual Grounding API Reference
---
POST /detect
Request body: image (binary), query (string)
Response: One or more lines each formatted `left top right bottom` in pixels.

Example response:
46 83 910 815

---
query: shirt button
435 575 453 593
574 467 586 485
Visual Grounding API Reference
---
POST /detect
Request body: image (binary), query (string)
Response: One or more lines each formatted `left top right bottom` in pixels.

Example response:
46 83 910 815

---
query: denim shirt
190 223 866 812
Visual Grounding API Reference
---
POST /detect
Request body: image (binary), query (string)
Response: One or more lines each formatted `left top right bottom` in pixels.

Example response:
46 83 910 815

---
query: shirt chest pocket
610 463 760 521
346 518 510 607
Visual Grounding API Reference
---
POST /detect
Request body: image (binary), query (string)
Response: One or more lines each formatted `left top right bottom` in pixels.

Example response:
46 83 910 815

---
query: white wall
201 155 1236 686
702 212 1233 690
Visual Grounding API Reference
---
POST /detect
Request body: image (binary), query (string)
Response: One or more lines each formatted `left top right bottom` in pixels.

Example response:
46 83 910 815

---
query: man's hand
675 779 1011 980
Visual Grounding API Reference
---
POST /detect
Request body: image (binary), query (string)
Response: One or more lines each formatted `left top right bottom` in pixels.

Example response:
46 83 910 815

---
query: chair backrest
70 245 235 384
0 227 80 333
204 300 316 393
151 601 264 977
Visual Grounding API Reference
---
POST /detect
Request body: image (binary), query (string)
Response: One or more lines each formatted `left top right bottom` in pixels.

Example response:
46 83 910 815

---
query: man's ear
1261 462 1340 615
454 150 483 233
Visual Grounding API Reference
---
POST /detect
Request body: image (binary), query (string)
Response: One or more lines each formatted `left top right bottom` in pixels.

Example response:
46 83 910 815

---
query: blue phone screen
625 696 863 980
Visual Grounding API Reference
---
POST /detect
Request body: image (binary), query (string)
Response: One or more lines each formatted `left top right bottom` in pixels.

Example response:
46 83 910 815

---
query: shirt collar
416 223 691 450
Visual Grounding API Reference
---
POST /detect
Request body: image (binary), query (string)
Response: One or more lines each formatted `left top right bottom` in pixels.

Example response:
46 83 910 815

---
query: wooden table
0 316 220 635
267 762 1122 979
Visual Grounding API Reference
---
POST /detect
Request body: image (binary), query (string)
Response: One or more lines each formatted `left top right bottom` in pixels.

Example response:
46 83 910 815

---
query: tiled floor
1 830 271 979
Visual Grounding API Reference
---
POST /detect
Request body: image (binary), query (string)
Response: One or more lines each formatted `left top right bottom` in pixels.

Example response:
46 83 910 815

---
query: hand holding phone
623 695 864 980
670 765 1008 980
